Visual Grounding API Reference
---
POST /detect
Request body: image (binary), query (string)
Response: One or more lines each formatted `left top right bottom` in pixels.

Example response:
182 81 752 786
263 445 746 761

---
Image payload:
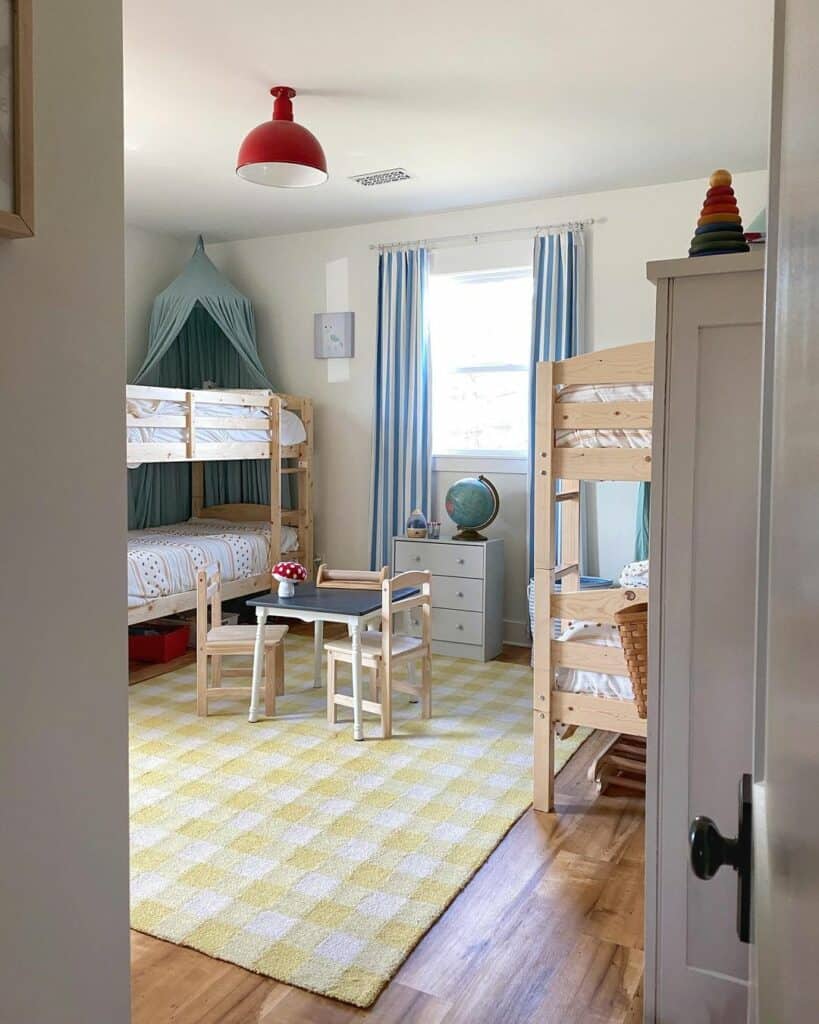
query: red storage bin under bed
128 622 189 663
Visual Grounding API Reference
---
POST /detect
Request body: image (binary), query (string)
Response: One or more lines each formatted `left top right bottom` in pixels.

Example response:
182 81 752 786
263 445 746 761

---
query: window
429 267 532 456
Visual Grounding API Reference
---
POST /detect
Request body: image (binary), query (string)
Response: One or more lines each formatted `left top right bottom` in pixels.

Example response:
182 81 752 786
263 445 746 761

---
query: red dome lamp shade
237 86 328 188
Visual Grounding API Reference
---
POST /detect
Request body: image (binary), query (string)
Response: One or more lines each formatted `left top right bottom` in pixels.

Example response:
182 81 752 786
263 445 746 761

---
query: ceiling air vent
350 167 411 187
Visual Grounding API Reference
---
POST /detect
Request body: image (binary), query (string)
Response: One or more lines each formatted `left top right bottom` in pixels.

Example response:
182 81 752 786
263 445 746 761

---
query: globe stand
452 527 489 542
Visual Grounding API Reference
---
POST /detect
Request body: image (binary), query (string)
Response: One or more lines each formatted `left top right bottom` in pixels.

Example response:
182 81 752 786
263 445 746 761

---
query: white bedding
554 620 634 701
127 518 298 611
555 382 652 449
619 559 649 589
126 397 307 448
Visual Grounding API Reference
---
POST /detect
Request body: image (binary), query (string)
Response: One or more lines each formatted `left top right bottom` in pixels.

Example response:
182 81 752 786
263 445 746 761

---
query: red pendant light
236 86 328 188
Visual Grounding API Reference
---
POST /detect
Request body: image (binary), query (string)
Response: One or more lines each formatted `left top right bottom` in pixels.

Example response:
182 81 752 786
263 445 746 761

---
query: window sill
432 453 528 475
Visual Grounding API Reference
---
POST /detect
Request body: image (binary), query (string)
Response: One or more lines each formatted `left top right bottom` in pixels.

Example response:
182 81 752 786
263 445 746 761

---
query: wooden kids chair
196 563 288 718
324 570 433 738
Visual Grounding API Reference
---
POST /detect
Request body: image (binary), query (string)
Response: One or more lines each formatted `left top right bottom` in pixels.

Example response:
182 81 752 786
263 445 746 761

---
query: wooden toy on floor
589 735 647 795
315 564 389 590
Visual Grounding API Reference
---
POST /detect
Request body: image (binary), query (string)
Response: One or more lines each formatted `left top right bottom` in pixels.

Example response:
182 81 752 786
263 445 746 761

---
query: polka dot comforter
128 518 298 611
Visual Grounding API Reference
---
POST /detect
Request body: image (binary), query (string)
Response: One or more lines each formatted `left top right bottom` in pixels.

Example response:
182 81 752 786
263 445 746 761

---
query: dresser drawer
406 608 484 646
431 575 483 612
394 540 484 579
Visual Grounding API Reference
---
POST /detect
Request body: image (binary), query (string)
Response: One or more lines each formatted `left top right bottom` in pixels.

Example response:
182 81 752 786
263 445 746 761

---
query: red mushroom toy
272 560 307 598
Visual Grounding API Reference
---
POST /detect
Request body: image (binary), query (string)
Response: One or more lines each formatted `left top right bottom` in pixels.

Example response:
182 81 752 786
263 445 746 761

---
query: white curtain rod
369 218 596 252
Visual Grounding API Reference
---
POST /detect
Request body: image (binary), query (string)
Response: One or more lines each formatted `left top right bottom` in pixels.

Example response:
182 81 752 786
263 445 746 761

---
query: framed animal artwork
314 312 355 359
0 0 33 238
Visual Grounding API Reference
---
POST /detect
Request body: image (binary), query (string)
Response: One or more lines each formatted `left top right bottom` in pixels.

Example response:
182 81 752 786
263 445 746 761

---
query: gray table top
247 585 418 617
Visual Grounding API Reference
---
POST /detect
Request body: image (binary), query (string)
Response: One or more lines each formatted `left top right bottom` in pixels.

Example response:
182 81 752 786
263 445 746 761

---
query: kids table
246 584 417 739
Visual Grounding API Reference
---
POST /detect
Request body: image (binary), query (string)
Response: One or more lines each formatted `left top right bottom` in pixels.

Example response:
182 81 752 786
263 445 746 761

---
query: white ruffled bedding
555 382 652 449
552 558 648 700
619 559 649 589
554 620 634 701
127 397 307 448
127 518 297 611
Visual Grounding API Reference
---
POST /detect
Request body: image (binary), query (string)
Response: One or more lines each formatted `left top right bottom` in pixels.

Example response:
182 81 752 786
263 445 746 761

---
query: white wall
126 226 191 379
203 171 768 642
0 3 130 1022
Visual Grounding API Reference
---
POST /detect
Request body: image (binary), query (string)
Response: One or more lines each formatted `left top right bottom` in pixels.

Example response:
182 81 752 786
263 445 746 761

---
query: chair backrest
381 570 432 667
196 562 221 651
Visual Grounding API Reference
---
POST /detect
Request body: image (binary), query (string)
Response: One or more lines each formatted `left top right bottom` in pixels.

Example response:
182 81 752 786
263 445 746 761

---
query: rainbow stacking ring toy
688 169 750 257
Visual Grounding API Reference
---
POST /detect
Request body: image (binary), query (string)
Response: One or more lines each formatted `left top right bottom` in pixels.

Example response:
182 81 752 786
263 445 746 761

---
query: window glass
429 268 532 455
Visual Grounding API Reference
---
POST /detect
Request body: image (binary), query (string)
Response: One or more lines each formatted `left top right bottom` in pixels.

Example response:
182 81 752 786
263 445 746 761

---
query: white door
645 260 764 1022
750 0 819 1019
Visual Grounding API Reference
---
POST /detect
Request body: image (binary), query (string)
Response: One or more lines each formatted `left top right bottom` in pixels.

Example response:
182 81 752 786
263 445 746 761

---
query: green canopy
128 237 279 529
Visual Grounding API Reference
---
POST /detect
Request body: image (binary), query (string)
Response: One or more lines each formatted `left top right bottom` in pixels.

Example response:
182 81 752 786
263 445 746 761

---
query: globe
444 476 500 541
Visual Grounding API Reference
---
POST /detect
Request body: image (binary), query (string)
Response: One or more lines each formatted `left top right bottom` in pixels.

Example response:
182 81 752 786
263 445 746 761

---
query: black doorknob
688 773 752 944
690 816 741 880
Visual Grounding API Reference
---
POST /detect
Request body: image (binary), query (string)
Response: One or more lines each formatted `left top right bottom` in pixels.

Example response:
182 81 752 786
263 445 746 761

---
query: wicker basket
614 602 648 719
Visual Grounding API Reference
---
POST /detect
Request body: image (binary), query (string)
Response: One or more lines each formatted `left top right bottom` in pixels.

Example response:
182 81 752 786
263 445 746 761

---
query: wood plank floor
130 635 644 1024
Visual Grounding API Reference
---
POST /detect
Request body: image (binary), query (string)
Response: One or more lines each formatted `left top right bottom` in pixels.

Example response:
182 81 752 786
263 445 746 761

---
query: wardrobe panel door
651 265 763 1023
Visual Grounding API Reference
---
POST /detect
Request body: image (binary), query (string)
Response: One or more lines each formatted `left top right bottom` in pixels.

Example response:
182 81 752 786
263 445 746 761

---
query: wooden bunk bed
126 385 314 626
277 392 314 576
194 392 315 574
533 341 653 812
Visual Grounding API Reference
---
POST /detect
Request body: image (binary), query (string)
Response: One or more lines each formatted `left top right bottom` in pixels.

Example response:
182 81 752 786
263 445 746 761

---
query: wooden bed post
185 390 196 460
299 398 314 578
269 394 282 573
558 477 581 630
533 360 556 813
554 476 581 745
191 462 204 517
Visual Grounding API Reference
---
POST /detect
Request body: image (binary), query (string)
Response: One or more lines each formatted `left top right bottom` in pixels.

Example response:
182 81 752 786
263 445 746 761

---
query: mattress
554 620 634 701
555 382 652 449
128 518 298 611
126 397 307 448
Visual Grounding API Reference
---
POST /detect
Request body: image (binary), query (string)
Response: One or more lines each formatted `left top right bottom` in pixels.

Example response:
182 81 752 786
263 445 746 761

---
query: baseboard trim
503 619 531 647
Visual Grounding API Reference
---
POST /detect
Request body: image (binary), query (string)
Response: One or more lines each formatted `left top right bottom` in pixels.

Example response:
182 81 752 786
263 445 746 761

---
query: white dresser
391 536 504 661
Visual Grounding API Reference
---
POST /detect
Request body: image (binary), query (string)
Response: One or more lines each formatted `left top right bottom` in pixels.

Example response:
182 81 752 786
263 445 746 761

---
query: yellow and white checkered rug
130 636 589 1007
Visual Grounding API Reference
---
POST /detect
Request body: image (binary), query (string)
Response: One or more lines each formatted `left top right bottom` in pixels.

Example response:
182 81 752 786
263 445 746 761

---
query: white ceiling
124 0 773 242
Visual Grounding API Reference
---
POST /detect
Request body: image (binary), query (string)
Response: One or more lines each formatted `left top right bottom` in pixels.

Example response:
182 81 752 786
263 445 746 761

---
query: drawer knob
456 623 464 630
414 556 421 562
456 591 464 598
457 558 464 565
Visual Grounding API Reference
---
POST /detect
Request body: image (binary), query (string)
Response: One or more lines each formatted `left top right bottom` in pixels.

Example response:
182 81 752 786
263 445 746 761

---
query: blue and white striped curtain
527 228 587 579
369 248 432 570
